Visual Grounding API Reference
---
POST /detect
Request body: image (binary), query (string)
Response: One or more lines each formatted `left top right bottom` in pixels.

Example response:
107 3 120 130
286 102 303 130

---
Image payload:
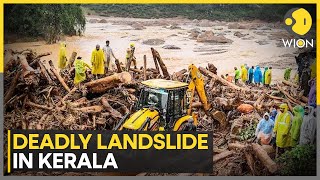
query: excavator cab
115 79 196 131
115 64 207 131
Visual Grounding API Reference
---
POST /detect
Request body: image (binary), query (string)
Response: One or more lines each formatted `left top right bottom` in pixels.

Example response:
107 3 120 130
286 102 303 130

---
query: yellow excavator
114 64 210 131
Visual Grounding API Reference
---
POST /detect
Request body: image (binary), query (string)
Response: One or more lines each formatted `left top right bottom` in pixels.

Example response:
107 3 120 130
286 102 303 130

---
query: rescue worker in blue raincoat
254 65 262 85
248 66 254 84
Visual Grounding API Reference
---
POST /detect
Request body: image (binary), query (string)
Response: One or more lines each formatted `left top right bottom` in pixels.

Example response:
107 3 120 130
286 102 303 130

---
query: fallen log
282 80 299 88
48 60 71 92
25 100 53 111
213 150 234 163
151 48 170 79
245 152 255 175
261 145 275 155
38 60 53 84
254 93 266 110
101 97 122 119
143 55 147 81
252 143 277 174
199 66 254 92
228 142 247 150
85 72 132 93
74 105 103 113
4 71 21 104
277 83 305 106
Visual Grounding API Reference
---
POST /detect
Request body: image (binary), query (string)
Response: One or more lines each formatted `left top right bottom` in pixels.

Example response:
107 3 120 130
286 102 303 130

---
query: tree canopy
5 4 86 44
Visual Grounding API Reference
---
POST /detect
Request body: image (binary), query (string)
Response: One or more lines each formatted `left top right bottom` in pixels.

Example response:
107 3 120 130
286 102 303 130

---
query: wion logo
282 8 314 48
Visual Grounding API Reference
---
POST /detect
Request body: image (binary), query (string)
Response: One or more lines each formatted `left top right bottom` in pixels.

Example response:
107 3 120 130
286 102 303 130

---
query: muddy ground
5 15 300 82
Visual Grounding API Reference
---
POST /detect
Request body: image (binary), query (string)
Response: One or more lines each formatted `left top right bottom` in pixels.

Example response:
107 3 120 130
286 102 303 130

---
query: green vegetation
5 4 85 44
239 122 257 141
84 4 310 22
276 145 316 176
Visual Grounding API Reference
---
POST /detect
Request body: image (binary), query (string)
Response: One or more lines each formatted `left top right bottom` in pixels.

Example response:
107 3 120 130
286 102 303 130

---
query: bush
276 144 316 176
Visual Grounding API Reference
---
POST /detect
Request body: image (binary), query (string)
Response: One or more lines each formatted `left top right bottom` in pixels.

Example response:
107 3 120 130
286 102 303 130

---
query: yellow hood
122 108 159 130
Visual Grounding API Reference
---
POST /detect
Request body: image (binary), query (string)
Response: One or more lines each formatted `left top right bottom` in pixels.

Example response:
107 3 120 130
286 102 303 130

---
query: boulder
234 31 249 38
162 45 181 49
198 19 213 27
197 31 233 43
142 39 165 46
88 19 99 23
98 19 108 23
131 22 146 30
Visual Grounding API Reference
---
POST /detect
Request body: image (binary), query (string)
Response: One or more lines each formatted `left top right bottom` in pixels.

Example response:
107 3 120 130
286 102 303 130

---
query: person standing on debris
234 67 240 84
270 108 277 122
284 67 292 80
103 40 117 73
248 66 254 84
91 44 105 79
299 106 316 145
241 65 248 83
126 43 137 70
274 103 292 155
58 42 68 69
264 67 272 87
254 65 262 85
74 56 91 87
290 105 304 147
262 67 268 85
255 112 274 145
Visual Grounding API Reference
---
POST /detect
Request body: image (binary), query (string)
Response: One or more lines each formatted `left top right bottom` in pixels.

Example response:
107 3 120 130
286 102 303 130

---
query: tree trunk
48 60 71 92
252 143 277 173
213 150 234 163
151 48 170 78
101 97 122 119
143 55 147 81
4 71 21 104
84 72 132 93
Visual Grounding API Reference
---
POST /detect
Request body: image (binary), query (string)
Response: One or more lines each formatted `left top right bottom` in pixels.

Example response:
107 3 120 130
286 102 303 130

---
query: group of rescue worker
255 103 316 156
58 40 137 87
225 64 272 87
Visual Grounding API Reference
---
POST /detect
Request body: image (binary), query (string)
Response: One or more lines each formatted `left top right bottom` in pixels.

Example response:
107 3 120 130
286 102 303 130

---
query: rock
255 40 269 45
131 22 146 30
189 31 201 39
258 25 272 30
188 28 201 33
162 45 181 49
88 19 99 23
198 19 213 27
228 23 246 29
142 39 165 46
214 27 223 30
168 25 181 29
98 19 107 23
234 31 248 38
192 19 200 24
197 31 233 43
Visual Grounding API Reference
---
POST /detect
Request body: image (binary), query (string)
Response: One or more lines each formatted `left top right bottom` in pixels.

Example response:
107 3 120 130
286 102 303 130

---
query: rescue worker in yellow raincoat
241 65 248 83
74 56 91 87
91 44 105 78
126 43 137 71
273 103 292 155
264 67 272 87
58 42 68 69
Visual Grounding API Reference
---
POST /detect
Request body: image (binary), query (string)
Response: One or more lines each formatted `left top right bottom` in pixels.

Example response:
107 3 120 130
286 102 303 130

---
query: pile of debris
3 47 309 176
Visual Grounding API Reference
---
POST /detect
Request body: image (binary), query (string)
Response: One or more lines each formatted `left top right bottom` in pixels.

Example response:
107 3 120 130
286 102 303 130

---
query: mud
5 15 298 83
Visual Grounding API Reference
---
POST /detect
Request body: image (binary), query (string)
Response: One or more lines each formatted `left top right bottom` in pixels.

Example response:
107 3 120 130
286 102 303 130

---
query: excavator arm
187 64 210 115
